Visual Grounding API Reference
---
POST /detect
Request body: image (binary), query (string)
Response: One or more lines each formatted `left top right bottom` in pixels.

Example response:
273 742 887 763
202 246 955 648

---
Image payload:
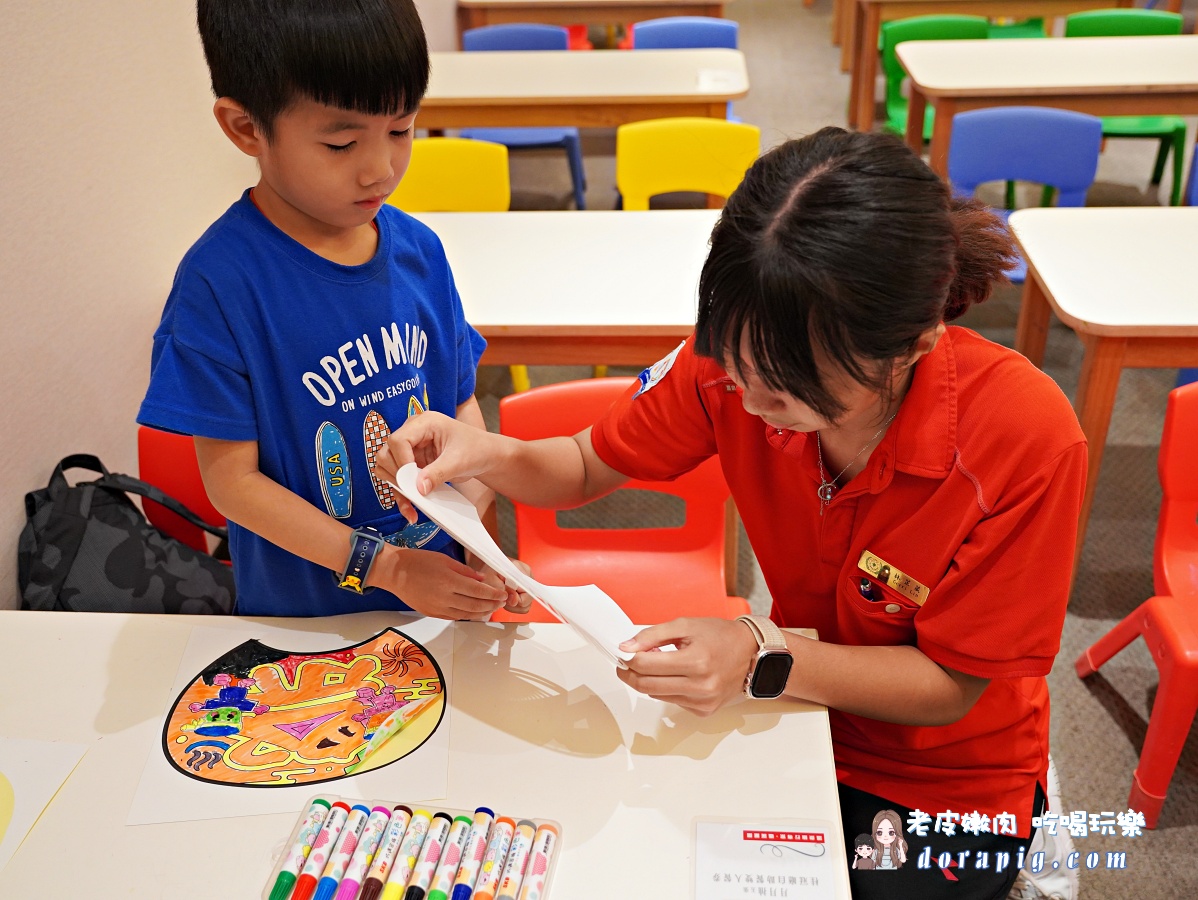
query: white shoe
1008 755 1079 900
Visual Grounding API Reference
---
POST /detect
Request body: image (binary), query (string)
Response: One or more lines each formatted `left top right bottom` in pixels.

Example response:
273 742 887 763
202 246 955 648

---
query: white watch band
737 614 787 652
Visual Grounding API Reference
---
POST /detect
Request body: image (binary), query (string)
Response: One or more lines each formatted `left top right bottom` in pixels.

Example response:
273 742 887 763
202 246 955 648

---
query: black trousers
839 782 1047 900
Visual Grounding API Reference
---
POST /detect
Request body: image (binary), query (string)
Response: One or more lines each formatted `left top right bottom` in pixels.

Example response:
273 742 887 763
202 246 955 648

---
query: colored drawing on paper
161 628 444 787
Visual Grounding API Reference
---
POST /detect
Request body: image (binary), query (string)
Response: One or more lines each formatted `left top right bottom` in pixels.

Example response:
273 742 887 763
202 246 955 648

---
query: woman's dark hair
695 127 1017 421
197 0 429 138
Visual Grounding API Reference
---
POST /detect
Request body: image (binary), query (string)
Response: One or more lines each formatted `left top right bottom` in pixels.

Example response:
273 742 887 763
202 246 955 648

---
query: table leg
925 98 955 178
841 0 857 73
851 4 881 131
832 0 842 46
905 88 928 153
724 499 740 597
1072 334 1127 558
1014 275 1052 368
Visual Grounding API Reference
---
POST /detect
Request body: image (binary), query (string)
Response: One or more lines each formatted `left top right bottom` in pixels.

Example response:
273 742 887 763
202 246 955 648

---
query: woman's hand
615 617 760 716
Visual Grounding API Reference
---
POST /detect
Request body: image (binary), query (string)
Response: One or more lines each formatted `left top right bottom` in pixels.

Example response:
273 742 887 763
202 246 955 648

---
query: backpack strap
47 454 110 500
94 473 229 541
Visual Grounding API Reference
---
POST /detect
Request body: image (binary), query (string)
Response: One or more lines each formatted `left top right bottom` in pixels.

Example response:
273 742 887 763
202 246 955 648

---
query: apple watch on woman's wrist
737 615 794 699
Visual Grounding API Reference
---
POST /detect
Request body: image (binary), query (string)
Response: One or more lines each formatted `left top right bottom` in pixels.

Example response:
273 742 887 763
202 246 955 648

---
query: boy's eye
391 127 413 138
324 142 354 153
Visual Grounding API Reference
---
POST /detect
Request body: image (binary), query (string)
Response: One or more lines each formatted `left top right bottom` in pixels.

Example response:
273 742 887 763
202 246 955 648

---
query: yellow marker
857 551 930 605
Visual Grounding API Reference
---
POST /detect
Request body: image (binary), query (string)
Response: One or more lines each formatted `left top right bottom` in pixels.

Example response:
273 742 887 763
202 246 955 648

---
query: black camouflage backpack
18 454 235 614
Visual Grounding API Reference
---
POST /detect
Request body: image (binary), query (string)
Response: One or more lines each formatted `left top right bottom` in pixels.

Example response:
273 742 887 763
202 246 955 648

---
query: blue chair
459 25 587 210
630 16 738 49
948 107 1103 283
629 17 740 120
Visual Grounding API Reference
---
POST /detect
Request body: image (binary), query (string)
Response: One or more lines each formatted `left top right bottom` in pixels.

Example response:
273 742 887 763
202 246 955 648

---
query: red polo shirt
591 326 1086 834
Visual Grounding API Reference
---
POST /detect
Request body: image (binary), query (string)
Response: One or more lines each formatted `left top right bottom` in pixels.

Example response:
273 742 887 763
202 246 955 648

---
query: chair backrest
947 107 1103 206
615 117 760 210
499 378 731 562
462 23 569 51
387 138 510 212
1155 381 1198 594
1063 9 1183 38
137 425 225 554
880 16 989 101
631 16 738 49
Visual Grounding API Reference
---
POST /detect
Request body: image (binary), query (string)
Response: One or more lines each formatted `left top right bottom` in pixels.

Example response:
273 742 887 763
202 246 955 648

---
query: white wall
0 1 453 609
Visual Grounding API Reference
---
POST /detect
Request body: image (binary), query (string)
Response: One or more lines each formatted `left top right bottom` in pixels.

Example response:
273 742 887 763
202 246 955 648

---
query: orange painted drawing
162 628 443 787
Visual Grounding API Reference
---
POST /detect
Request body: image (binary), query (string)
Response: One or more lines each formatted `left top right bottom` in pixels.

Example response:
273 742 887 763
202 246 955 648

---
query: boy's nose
361 152 394 187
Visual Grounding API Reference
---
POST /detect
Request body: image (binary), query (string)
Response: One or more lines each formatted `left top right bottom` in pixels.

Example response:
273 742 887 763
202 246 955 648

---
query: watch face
750 651 793 698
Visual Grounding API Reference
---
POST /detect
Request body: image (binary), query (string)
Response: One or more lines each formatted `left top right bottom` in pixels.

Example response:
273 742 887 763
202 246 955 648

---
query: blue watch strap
337 527 384 593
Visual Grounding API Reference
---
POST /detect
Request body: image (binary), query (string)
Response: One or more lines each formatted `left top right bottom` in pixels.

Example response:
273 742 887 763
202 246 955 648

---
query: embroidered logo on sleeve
634 341 686 398
857 551 930 606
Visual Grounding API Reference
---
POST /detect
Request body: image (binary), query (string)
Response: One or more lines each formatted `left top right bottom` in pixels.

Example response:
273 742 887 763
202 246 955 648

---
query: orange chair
137 425 227 556
490 378 749 626
1075 382 1198 827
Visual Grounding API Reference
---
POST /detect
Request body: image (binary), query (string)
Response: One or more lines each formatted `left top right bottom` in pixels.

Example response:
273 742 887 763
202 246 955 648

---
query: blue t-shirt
138 192 486 616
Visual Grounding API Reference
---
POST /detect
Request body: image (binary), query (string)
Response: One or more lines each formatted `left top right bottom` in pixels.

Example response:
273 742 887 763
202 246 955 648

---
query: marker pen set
265 796 561 900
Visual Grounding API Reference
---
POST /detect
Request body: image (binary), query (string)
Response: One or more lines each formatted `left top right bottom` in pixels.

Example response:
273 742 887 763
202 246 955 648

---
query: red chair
566 24 593 50
137 425 227 556
491 378 749 626
1075 382 1198 827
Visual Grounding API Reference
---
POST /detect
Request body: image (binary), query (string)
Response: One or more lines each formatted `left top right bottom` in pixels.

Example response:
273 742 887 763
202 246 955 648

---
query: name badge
857 551 929 606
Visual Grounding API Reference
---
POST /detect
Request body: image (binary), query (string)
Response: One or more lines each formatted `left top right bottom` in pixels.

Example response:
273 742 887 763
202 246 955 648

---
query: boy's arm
193 437 507 619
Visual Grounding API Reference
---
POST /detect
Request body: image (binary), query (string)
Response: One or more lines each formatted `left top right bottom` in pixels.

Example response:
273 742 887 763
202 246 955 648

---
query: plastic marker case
262 794 562 900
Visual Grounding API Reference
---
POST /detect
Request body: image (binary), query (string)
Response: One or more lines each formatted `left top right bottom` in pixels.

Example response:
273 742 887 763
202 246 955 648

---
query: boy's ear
212 98 266 157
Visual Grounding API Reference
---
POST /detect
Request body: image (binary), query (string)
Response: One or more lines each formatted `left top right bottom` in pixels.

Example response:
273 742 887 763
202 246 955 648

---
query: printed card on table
694 818 839 900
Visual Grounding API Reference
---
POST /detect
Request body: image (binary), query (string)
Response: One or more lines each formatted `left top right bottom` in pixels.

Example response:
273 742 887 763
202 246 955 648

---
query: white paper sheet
127 617 453 825
0 738 88 871
392 464 640 666
694 817 839 899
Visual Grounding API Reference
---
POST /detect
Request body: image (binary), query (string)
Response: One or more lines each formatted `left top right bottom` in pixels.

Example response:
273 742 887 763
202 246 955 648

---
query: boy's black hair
197 0 429 138
854 834 873 850
695 127 1017 422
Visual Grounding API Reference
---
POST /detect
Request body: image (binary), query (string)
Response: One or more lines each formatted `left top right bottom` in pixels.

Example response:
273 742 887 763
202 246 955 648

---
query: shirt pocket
840 572 920 643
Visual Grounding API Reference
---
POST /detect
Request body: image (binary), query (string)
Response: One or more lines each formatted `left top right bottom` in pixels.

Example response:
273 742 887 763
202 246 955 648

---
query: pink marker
335 805 393 900
516 824 559 900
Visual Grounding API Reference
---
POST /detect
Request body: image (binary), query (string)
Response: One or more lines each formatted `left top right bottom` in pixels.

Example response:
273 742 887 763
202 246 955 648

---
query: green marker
427 816 476 900
269 798 332 900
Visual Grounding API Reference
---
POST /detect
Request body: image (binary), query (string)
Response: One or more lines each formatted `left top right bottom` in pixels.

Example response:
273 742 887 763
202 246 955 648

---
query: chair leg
509 365 531 393
1150 135 1171 188
1129 665 1198 828
1169 129 1185 207
563 135 587 210
593 365 608 378
1075 607 1147 677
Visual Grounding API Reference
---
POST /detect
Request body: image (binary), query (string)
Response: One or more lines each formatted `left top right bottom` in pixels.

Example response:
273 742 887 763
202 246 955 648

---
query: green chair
1064 9 1188 206
880 16 990 142
986 18 1045 40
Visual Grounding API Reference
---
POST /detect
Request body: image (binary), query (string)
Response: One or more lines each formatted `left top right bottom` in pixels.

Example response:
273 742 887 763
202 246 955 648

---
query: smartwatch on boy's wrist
737 615 793 699
336 527 385 594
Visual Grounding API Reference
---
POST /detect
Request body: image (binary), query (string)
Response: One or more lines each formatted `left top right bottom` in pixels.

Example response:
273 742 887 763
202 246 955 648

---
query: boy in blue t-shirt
139 0 528 618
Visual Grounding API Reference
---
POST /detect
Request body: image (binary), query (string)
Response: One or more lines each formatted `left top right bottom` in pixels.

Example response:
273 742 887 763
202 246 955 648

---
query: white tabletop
1009 207 1198 335
0 611 848 899
896 35 1198 96
425 48 749 104
460 0 733 6
414 209 718 330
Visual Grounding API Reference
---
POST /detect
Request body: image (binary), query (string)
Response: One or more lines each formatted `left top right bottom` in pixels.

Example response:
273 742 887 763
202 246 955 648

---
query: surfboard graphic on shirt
316 421 352 518
362 409 395 510
407 394 425 418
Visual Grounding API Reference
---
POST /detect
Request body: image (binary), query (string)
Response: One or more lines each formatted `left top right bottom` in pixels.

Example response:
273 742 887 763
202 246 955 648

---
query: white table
896 35 1198 177
414 209 719 366
419 48 748 128
1010 207 1198 557
0 611 849 898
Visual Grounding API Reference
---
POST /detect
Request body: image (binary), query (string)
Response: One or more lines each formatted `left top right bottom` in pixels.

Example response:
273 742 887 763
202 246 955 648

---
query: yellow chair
615 117 761 211
388 138 530 392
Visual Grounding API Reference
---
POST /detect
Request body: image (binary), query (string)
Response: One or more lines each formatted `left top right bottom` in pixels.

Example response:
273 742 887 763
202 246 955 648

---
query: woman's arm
376 412 630 517
617 617 989 724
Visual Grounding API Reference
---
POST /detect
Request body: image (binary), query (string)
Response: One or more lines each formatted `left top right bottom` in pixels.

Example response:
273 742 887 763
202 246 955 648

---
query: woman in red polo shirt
380 127 1086 900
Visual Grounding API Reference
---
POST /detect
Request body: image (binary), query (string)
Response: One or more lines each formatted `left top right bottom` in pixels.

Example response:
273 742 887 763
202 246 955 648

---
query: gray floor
473 2 1198 895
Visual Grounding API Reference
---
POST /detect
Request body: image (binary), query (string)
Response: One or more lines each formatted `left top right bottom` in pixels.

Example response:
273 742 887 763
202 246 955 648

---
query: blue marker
314 803 372 900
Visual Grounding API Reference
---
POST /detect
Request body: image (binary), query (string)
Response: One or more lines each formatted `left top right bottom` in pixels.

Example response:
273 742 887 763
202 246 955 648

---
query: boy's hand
467 552 535 615
373 546 507 620
616 617 760 716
